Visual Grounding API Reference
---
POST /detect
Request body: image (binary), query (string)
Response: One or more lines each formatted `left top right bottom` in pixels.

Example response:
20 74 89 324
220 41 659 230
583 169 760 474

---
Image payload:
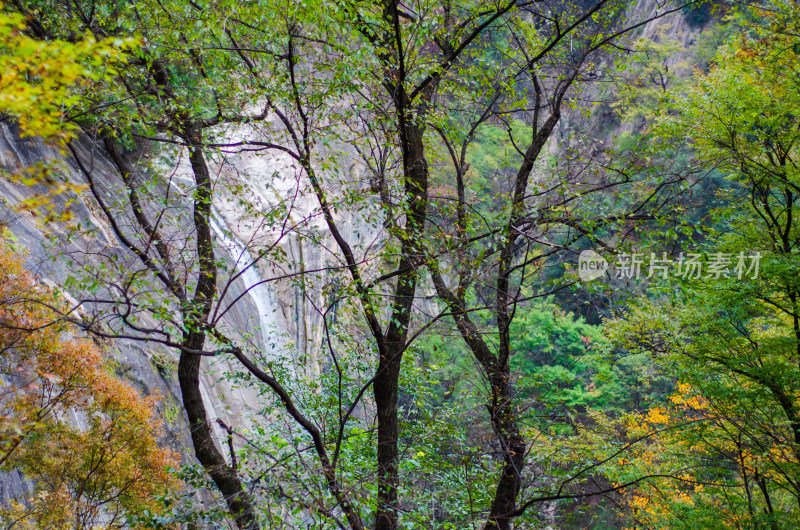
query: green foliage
0 7 133 142
611 34 687 123
511 299 671 420
602 2 800 525
13 0 800 527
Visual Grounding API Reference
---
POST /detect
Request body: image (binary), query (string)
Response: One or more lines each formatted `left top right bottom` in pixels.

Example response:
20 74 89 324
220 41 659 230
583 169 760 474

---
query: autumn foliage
0 236 177 528
0 5 132 143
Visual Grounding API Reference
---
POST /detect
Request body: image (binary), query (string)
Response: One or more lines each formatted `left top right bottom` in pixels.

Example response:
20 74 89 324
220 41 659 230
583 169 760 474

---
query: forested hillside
1 0 799 528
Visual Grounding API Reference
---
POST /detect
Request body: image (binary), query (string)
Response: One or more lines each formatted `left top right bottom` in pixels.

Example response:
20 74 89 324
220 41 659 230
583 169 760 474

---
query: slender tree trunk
374 119 428 530
179 347 260 530
179 139 260 530
484 367 526 530
374 351 402 530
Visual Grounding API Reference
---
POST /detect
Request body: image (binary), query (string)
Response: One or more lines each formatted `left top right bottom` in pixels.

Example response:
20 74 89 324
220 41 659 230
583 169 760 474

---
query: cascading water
166 171 289 446
168 171 284 357
209 212 284 358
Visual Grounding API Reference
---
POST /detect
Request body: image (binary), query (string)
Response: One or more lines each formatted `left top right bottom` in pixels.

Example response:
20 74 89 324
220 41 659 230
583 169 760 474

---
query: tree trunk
374 353 402 530
374 118 428 530
180 139 260 529
178 347 260 529
484 366 526 530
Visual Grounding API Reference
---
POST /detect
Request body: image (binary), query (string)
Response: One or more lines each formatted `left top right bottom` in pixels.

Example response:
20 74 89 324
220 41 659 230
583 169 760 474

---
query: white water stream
209 211 284 357
168 171 284 357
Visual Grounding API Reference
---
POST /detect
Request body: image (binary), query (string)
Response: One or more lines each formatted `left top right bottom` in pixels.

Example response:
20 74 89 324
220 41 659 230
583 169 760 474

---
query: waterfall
167 171 284 357
209 212 283 357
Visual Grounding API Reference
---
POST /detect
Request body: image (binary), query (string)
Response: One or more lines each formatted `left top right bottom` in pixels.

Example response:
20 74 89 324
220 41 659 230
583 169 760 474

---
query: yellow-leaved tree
0 4 134 222
602 1 800 526
0 234 178 529
0 5 132 143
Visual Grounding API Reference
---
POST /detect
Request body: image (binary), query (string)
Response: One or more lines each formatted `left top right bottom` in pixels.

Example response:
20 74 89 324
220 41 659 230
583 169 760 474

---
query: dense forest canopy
1 0 799 528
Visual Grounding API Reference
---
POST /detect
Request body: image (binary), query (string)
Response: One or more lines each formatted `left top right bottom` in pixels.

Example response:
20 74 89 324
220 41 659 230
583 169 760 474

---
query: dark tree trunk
179 347 260 530
374 119 429 530
179 140 260 530
373 354 402 530
484 367 526 530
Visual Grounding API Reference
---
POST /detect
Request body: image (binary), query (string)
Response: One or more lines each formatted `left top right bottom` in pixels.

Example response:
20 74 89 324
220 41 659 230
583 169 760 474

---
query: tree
255 0 700 526
605 1 800 525
5 0 707 528
0 234 177 529
10 0 374 525
409 3 703 527
0 7 130 143
0 6 132 220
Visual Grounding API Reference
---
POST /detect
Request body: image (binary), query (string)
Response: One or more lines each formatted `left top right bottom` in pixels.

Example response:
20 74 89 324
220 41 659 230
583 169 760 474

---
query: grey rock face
0 122 275 502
